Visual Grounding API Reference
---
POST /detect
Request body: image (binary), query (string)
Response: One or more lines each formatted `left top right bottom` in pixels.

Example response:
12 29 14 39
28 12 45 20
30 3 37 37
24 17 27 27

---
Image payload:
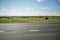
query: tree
45 16 48 20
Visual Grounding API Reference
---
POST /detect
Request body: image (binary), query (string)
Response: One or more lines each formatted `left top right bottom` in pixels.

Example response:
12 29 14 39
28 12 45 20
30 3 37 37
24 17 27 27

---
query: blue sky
0 0 60 16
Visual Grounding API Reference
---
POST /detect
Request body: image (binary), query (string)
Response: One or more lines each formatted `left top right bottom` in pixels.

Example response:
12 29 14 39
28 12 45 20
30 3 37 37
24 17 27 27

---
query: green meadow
0 16 60 23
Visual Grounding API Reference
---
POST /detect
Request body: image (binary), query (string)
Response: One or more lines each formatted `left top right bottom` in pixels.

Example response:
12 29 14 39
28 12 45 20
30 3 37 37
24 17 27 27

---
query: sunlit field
0 16 60 23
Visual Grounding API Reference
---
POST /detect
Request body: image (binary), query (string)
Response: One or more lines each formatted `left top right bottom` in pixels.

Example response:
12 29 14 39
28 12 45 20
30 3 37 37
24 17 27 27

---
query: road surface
0 22 60 40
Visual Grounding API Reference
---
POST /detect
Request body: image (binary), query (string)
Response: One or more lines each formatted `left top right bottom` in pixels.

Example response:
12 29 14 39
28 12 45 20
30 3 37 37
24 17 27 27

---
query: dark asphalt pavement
0 22 60 40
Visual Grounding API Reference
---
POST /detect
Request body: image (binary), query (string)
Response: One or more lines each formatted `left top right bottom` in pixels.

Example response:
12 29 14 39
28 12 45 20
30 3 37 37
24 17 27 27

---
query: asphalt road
0 22 60 40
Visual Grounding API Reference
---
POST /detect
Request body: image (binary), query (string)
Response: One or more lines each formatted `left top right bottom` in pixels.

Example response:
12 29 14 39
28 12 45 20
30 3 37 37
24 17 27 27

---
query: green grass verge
0 16 60 23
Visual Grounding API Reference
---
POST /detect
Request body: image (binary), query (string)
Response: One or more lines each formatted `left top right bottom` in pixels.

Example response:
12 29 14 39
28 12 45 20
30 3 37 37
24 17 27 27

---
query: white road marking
0 31 4 32
29 30 40 32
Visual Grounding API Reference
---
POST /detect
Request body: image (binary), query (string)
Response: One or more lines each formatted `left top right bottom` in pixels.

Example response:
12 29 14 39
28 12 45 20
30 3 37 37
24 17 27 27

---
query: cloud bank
37 0 44 2
0 8 60 16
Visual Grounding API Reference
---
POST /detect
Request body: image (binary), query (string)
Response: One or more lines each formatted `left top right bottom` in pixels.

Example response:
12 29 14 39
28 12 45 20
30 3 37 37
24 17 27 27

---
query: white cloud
12 10 16 12
42 7 49 10
1 8 6 11
26 8 31 10
0 8 60 16
37 0 44 2
5 9 34 16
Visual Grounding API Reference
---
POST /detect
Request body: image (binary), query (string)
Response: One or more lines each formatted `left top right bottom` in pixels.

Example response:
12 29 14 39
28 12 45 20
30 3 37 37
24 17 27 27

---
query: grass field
0 16 60 23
